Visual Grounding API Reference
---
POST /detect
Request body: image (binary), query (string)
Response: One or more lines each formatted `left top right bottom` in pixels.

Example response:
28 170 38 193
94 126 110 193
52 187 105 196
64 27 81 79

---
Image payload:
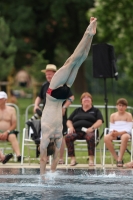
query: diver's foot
88 17 97 36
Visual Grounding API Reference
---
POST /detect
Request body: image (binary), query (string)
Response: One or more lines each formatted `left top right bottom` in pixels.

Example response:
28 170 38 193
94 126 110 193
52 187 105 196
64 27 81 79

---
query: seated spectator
0 91 22 162
0 151 13 164
65 92 104 166
104 98 132 167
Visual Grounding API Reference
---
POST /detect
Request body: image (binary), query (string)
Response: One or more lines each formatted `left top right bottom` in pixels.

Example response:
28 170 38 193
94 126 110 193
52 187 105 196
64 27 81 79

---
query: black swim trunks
47 84 70 100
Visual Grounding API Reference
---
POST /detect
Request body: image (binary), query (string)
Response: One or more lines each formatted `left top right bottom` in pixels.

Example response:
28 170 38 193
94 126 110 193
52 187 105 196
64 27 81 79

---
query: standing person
65 92 103 166
34 64 57 113
59 94 74 164
34 64 74 163
40 17 97 175
104 98 132 167
0 91 22 162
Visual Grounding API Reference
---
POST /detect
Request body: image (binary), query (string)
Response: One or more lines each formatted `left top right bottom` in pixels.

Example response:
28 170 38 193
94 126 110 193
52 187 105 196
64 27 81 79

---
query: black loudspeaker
92 43 118 79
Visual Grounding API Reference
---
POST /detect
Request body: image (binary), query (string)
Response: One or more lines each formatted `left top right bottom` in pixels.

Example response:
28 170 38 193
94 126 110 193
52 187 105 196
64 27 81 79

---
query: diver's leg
49 17 97 89
40 135 50 175
51 137 62 172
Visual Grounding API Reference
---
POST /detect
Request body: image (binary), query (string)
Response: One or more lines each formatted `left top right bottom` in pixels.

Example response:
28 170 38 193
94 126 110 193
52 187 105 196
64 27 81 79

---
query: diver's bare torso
41 94 64 139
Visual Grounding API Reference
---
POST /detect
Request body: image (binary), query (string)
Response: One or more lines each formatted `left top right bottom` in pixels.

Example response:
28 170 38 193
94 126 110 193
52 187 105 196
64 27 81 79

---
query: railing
24 103 133 135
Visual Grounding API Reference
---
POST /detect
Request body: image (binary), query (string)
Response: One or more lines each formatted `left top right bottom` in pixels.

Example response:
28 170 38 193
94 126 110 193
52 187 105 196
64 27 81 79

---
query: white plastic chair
65 129 102 165
102 128 133 166
0 103 20 161
21 127 52 165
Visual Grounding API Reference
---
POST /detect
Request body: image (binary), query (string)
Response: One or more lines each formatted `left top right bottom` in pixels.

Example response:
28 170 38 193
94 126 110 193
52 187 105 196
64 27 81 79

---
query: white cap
0 91 7 99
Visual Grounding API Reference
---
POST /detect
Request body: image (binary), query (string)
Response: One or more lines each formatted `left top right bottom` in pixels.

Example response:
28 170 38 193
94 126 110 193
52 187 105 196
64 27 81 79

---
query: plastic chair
21 127 52 165
65 129 102 165
0 103 20 161
102 128 133 166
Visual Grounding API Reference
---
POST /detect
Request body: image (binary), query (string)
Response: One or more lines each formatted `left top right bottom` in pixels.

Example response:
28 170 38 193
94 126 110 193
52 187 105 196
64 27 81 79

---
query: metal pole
103 78 108 128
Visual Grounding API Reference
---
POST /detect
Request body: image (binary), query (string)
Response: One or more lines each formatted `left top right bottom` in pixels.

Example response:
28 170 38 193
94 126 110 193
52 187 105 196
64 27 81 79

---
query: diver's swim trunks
47 84 70 100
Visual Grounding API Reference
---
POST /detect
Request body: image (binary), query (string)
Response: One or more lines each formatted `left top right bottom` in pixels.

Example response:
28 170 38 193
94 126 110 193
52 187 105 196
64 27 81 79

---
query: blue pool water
0 168 133 200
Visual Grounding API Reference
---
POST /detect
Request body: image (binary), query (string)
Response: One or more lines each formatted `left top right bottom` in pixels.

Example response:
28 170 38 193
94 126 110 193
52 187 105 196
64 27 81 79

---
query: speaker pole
104 78 108 127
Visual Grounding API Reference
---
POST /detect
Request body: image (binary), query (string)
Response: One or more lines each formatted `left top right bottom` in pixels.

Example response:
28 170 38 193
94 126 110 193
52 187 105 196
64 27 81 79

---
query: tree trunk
73 64 87 94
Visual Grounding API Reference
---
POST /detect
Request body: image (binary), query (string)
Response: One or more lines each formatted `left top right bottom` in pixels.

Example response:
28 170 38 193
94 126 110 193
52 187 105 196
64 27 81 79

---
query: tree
0 17 17 80
0 0 95 93
27 50 48 82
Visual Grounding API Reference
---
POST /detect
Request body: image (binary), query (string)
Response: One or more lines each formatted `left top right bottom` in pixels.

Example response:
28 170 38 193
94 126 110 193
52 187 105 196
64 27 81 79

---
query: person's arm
62 95 75 116
86 119 103 133
110 113 115 123
67 120 75 134
86 108 103 133
8 108 17 131
127 112 133 122
34 97 42 113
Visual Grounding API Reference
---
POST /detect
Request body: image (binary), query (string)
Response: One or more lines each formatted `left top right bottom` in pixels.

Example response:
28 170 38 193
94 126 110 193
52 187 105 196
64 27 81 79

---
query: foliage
0 17 17 80
0 0 94 66
87 0 133 91
25 50 48 82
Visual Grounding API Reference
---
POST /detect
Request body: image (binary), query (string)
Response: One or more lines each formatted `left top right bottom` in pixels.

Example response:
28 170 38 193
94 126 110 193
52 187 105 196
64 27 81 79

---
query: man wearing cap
0 91 22 162
34 64 74 164
34 64 57 112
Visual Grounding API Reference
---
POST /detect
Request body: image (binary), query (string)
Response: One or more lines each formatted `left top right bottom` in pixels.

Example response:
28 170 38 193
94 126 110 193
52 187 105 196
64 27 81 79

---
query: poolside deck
0 163 129 170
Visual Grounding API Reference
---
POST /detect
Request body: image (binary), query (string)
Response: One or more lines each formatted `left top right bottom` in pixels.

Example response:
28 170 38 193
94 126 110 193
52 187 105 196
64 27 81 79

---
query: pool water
0 168 133 200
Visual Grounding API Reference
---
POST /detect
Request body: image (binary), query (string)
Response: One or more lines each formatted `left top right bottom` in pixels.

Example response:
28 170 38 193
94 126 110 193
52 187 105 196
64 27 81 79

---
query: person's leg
51 137 62 171
8 134 21 157
0 151 4 161
65 133 78 164
59 137 65 164
65 132 85 165
104 134 118 161
119 134 130 161
49 18 97 89
40 135 50 175
0 151 13 164
84 132 95 165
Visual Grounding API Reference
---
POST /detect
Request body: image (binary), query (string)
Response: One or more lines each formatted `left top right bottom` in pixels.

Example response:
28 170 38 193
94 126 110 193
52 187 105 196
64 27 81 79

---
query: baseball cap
0 91 7 99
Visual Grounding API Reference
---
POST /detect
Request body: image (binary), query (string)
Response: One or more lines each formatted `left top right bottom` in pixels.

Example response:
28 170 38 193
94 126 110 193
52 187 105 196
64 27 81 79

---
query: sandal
116 160 124 167
70 162 78 166
89 162 95 166
2 153 13 164
58 159 65 164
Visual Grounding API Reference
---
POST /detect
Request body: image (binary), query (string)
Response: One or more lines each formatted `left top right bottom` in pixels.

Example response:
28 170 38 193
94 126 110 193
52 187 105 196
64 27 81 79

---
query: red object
47 88 52 95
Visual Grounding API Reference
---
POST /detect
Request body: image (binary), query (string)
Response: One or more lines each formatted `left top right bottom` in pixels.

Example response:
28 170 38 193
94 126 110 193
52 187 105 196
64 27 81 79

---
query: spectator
0 91 22 162
104 98 132 167
65 92 103 166
15 69 31 87
34 64 74 164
